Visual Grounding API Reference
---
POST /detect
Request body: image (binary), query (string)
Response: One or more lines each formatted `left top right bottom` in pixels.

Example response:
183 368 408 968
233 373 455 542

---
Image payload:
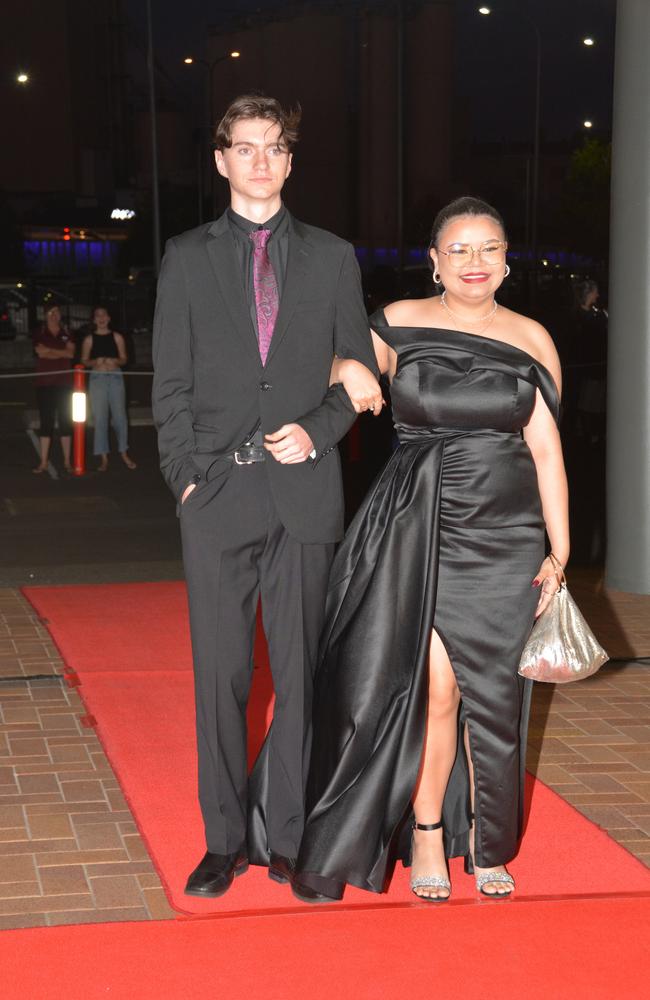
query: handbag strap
548 552 567 589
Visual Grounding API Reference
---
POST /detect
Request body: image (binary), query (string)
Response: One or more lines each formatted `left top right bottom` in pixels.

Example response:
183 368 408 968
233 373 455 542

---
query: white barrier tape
0 369 154 379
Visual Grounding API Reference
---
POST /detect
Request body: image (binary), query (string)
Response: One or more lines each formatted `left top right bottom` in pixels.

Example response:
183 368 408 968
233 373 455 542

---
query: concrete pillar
606 0 650 594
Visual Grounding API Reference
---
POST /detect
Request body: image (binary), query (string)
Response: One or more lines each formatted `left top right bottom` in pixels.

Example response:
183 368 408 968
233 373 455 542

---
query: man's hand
181 482 197 504
331 359 384 415
264 424 315 464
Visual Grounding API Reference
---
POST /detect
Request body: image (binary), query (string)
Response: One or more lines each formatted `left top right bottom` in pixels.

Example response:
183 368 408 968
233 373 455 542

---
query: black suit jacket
152 210 378 543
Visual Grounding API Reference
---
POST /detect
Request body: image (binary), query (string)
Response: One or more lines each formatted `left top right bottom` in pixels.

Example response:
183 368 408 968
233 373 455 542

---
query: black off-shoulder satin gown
295 309 560 898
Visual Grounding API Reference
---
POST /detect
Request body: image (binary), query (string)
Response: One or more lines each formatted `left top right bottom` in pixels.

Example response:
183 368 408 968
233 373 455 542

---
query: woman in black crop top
81 306 136 471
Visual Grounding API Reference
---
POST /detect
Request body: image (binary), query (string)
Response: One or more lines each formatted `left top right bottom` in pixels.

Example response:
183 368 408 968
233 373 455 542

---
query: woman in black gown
294 197 569 902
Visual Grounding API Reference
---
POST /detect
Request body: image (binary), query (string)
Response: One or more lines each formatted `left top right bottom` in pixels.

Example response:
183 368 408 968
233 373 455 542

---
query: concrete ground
1 373 183 587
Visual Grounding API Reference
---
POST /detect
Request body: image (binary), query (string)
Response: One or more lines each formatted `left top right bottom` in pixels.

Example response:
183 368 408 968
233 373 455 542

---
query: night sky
127 0 616 143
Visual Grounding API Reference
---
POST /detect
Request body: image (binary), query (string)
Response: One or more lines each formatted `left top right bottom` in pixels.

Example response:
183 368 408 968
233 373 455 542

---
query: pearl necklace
440 291 498 326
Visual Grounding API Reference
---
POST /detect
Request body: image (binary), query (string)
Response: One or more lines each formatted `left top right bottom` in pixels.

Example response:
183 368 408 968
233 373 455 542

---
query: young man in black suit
152 95 381 901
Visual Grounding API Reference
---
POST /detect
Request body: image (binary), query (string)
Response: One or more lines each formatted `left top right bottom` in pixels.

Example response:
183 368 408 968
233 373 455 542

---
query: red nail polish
532 579 540 587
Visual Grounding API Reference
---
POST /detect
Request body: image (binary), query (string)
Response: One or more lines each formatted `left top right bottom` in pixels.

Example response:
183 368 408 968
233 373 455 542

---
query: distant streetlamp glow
477 4 541 276
183 51 240 68
184 50 244 222
16 72 29 84
583 37 595 46
583 120 593 128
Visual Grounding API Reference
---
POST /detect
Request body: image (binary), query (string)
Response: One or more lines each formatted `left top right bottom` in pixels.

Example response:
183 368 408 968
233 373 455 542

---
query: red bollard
72 364 86 476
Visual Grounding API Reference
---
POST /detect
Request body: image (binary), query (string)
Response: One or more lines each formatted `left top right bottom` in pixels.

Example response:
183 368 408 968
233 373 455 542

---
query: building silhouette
205 1 454 252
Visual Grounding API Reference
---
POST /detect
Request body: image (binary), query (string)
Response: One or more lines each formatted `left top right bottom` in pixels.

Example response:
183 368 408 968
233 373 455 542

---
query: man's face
215 118 292 203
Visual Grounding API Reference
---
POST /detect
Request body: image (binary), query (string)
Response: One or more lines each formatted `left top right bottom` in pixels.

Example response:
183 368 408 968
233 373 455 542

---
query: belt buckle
234 445 259 465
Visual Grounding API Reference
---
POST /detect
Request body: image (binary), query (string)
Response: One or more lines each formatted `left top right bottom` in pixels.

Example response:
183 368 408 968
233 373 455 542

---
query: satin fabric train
289 318 560 897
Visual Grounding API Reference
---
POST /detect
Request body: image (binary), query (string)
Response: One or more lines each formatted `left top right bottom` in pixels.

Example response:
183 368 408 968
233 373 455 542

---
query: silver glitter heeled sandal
410 820 451 903
474 869 515 896
464 813 515 898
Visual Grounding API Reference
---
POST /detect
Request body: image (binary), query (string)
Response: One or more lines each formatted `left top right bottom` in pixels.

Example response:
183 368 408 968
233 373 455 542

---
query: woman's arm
80 335 93 366
36 341 75 360
113 333 128 367
329 330 384 415
524 363 570 618
328 331 392 415
521 325 570 616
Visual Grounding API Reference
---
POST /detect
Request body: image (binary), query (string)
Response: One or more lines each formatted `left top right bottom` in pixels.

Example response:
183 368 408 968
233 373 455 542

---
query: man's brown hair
214 93 301 152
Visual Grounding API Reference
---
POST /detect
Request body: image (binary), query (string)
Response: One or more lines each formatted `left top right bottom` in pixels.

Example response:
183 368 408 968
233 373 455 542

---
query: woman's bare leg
33 436 50 473
463 727 513 895
411 629 460 899
60 436 72 472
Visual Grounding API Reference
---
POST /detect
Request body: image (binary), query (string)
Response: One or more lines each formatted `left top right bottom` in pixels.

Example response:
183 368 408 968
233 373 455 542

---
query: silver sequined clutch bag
518 581 609 683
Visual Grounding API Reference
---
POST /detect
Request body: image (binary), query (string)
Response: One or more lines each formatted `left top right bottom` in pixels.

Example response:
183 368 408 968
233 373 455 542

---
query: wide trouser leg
54 386 73 437
107 373 129 453
89 375 109 455
180 467 266 855
181 463 334 860
37 385 56 438
258 507 334 859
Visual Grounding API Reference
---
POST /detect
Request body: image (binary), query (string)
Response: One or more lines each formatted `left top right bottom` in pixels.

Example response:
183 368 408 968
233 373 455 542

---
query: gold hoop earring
433 270 442 285
504 264 511 278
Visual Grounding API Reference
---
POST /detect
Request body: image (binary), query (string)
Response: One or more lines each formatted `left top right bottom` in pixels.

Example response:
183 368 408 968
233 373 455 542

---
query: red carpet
1 898 648 1000
23 581 650 917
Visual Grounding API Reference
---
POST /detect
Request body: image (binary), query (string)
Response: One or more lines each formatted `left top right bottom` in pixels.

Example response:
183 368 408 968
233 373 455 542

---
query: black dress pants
180 462 334 859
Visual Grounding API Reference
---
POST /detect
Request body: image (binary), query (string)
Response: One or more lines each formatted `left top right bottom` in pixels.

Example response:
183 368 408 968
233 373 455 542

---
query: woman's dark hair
427 196 507 271
214 93 301 151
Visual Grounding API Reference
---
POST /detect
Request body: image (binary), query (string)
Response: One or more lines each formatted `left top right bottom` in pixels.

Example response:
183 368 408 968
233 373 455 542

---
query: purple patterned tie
250 228 279 365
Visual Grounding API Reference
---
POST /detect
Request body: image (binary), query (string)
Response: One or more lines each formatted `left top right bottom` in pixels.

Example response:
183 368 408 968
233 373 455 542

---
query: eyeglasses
438 240 508 267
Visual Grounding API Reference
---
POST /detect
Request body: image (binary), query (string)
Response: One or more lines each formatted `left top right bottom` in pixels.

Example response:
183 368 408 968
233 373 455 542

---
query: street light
146 0 161 275
583 37 595 47
583 120 594 129
16 72 29 84
184 51 242 221
184 52 240 72
183 51 241 128
478 6 541 282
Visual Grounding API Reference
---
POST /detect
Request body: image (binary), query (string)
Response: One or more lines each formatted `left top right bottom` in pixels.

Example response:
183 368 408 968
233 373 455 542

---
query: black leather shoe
291 879 340 904
268 852 337 903
268 852 296 885
184 849 248 898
